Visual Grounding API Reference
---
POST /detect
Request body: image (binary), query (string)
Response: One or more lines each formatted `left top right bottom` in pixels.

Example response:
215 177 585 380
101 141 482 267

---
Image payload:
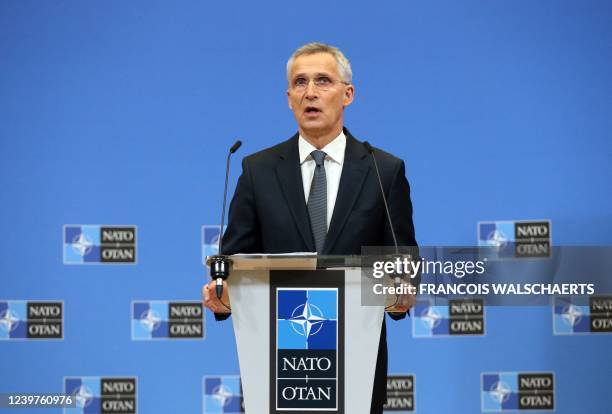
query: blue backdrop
1 0 611 413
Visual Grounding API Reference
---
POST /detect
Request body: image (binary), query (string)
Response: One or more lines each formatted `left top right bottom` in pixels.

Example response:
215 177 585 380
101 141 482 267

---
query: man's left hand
386 281 416 313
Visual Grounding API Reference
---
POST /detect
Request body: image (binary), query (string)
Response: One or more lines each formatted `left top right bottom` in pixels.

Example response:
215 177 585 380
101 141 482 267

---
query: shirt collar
298 130 346 165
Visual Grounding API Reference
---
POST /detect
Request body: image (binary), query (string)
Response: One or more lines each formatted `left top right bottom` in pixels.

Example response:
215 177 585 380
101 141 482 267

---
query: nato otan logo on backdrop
481 372 554 411
478 220 551 258
276 288 338 410
553 296 612 334
413 299 485 337
63 225 137 264
64 377 137 413
384 374 415 412
132 301 204 340
0 301 63 340
203 376 244 414
202 225 226 265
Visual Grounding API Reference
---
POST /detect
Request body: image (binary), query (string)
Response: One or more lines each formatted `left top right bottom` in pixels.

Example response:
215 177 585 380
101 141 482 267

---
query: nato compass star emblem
212 384 234 407
419 306 441 330
561 304 583 326
0 309 20 332
72 233 93 256
140 309 162 332
74 385 94 408
489 381 511 403
487 229 508 248
210 233 221 254
289 300 326 338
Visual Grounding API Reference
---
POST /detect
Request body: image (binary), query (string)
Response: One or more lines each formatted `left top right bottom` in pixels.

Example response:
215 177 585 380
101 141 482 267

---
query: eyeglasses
290 76 350 91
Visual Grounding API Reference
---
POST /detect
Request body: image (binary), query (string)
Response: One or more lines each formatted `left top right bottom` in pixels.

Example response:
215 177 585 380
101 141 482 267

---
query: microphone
219 140 242 256
229 140 242 154
363 141 408 291
210 139 242 300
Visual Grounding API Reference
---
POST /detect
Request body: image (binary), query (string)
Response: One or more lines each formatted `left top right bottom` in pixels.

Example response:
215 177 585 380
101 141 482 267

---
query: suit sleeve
385 160 420 321
214 157 262 322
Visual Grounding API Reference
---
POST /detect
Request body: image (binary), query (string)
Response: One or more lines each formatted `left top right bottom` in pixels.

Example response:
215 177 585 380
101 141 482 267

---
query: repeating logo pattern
64 377 137 413
478 220 551 258
202 225 226 265
276 288 338 410
203 376 244 413
482 372 554 411
63 225 137 264
553 296 612 334
132 301 204 340
384 375 415 412
1 219 593 413
413 299 485 337
0 301 63 340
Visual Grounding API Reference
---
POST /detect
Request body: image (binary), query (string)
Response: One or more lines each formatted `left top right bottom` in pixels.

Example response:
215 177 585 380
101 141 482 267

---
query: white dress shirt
298 131 346 230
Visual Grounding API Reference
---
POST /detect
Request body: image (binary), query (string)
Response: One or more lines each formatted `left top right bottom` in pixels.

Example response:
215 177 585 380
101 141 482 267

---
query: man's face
287 52 354 139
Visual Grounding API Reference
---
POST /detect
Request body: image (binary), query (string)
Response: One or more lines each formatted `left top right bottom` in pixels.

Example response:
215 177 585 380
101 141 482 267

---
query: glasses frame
290 75 351 92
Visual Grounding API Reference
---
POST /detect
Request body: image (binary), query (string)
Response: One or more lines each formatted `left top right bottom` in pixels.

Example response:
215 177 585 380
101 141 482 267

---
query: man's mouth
305 107 322 115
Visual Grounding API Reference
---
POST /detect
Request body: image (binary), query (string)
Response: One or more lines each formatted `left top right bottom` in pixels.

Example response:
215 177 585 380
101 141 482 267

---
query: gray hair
286 42 353 84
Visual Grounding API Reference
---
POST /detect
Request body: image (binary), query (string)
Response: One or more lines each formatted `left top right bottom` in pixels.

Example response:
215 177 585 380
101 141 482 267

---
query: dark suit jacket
219 127 418 412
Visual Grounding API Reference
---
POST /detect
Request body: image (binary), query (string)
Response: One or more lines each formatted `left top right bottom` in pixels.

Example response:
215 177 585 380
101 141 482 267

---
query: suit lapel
323 130 371 254
275 134 316 252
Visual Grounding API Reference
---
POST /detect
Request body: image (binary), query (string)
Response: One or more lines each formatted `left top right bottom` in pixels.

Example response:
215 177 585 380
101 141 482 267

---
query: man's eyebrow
292 72 332 79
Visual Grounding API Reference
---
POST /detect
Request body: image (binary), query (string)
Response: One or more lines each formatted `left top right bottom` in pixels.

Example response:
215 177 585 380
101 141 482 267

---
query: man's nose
304 80 318 99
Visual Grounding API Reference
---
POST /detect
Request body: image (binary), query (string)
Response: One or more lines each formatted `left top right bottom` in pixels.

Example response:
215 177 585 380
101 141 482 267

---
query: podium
218 254 385 414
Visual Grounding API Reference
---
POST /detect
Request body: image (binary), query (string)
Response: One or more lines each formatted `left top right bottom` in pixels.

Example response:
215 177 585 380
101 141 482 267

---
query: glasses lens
315 76 333 90
291 77 340 91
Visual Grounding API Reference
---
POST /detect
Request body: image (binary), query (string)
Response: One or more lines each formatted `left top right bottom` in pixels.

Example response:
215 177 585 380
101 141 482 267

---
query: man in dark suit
203 42 418 414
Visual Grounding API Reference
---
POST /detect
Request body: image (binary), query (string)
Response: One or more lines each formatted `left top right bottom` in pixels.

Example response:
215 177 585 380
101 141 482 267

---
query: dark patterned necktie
307 150 327 253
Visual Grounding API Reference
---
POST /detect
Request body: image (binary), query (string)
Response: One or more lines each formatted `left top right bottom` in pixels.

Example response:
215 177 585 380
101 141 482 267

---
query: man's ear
343 84 355 107
287 89 292 110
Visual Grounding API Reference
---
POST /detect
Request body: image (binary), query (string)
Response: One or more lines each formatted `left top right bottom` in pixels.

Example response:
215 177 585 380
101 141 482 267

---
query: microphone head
230 140 242 154
363 141 374 154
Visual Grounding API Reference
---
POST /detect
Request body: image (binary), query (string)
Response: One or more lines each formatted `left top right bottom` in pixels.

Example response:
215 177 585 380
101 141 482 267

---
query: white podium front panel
228 268 384 414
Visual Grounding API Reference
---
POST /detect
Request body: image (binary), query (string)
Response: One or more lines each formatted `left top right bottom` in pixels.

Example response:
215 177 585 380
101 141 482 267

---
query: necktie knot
311 150 326 167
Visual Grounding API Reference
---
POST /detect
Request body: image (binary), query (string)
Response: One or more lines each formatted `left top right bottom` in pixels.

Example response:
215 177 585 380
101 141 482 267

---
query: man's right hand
202 279 231 314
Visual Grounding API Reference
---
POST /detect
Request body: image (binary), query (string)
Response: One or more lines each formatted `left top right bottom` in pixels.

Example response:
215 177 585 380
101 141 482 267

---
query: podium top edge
206 254 363 270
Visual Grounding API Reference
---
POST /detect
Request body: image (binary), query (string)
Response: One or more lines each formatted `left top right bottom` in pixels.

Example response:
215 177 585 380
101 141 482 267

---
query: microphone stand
209 140 242 301
363 141 414 310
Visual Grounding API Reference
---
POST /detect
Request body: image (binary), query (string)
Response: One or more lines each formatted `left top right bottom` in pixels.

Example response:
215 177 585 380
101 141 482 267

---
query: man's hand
385 280 416 313
202 279 231 314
